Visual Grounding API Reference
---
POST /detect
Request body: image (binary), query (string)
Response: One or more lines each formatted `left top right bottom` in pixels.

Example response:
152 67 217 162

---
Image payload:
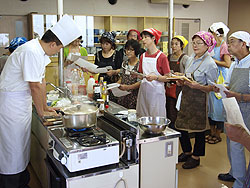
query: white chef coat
0 38 51 174
0 39 51 92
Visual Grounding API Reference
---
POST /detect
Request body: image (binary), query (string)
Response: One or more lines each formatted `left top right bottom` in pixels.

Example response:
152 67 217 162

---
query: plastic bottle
78 77 87 95
87 76 95 98
71 69 79 96
93 80 101 101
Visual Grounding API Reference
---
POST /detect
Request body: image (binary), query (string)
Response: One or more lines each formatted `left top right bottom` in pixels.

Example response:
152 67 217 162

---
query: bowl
137 116 171 134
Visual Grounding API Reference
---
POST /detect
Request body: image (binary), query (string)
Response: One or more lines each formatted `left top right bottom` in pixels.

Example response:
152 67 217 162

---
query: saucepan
137 116 171 134
57 104 98 129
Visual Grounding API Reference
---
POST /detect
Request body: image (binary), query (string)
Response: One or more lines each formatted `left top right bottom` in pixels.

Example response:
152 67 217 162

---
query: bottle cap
95 80 98 84
105 105 109 109
66 81 72 83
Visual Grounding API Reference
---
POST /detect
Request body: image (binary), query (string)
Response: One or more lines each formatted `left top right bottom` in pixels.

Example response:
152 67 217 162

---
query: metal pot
137 116 171 134
61 104 98 129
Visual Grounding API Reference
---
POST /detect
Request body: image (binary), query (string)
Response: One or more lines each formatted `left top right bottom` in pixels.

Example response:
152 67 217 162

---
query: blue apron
208 42 228 121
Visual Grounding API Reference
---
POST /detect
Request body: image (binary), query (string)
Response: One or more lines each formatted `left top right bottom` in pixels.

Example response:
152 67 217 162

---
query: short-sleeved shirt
0 55 8 75
184 52 218 85
64 46 88 58
138 50 170 75
0 39 51 92
225 53 250 86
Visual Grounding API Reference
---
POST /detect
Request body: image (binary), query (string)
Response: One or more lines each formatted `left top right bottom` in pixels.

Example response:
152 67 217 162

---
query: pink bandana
193 31 217 53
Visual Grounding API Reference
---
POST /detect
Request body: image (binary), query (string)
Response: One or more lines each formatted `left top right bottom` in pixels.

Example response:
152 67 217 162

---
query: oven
46 150 139 188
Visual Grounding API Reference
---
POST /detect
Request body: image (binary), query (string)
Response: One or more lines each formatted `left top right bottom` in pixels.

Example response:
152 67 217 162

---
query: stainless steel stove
48 126 119 172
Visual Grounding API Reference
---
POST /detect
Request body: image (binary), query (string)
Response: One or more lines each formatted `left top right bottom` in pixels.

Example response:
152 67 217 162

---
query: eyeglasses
191 41 205 46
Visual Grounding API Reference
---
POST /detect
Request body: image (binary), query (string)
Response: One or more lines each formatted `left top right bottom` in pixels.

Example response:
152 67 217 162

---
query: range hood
150 0 204 5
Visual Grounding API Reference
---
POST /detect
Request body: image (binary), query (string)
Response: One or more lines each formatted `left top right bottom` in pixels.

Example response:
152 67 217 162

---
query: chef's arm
42 78 49 111
29 82 44 117
213 54 231 68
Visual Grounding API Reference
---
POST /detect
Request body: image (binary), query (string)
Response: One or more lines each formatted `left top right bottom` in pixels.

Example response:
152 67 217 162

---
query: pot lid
63 104 98 115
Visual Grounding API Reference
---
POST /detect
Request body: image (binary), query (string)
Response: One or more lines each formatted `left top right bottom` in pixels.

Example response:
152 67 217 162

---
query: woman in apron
136 28 170 118
175 31 217 169
64 36 88 82
206 22 231 144
166 35 189 128
117 39 141 109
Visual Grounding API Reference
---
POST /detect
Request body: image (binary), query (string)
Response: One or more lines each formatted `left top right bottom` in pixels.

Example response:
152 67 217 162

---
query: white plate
118 110 128 115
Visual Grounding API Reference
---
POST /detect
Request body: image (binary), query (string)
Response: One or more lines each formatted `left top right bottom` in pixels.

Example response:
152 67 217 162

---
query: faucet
46 82 73 101
46 82 65 94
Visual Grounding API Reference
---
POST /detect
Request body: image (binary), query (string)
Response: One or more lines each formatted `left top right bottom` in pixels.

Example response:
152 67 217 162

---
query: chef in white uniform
136 28 171 118
0 15 82 188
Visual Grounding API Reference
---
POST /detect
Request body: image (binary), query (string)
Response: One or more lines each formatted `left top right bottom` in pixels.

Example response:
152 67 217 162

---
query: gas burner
76 134 110 147
66 128 93 138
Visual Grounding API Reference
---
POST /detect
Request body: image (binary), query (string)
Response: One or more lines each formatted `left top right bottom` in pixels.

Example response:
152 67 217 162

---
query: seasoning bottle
102 81 107 101
93 80 101 101
87 76 95 98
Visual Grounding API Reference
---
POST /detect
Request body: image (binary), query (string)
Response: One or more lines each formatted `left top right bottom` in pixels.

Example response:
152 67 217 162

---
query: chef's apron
175 56 208 132
229 67 250 128
0 90 32 174
136 52 166 118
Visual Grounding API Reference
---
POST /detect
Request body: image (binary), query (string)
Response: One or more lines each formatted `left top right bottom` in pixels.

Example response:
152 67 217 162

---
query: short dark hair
41 29 63 46
99 37 116 49
140 31 157 44
125 39 141 56
208 28 224 36
172 37 184 50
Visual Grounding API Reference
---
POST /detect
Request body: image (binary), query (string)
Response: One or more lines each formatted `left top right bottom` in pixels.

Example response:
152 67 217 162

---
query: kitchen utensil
137 116 171 134
59 104 98 129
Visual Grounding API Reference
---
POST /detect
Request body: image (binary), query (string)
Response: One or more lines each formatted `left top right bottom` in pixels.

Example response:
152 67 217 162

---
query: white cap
50 14 82 47
229 31 250 47
209 22 230 37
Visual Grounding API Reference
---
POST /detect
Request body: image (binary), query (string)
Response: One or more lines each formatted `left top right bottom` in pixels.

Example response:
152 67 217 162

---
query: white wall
0 0 229 32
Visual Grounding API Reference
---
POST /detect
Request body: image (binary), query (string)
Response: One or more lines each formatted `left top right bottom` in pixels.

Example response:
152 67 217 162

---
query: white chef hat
229 31 250 47
209 22 230 37
50 14 82 47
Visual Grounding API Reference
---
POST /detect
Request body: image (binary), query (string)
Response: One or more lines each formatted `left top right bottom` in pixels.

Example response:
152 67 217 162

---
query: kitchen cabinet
30 111 50 188
28 13 174 52
139 136 179 188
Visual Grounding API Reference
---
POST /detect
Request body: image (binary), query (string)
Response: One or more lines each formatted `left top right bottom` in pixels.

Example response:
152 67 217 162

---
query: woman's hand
146 74 157 82
212 85 220 92
184 81 200 89
65 60 74 66
119 84 131 91
107 70 120 77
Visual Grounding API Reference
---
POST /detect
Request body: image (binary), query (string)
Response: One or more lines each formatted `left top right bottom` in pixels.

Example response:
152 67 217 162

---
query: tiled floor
28 133 249 188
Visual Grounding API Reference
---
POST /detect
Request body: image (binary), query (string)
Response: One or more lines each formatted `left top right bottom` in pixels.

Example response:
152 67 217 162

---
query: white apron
136 52 166 118
0 90 32 174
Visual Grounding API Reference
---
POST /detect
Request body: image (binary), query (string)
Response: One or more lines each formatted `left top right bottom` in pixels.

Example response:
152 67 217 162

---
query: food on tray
166 74 193 82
